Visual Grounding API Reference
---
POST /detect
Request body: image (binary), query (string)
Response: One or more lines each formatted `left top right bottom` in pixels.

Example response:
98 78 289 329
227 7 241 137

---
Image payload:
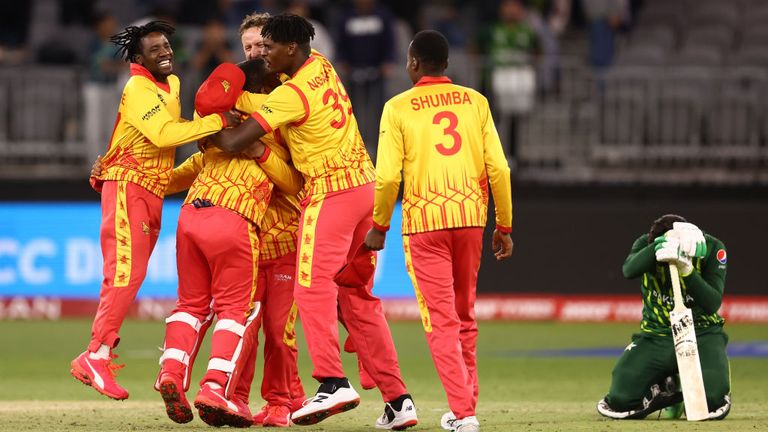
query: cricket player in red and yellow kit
365 31 514 432
153 62 283 427
69 21 237 402
232 79 307 427
210 14 417 429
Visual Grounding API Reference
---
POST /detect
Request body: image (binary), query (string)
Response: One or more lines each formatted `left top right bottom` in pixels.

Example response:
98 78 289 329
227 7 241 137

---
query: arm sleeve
684 237 727 314
622 235 655 279
372 102 404 232
235 91 266 115
257 135 304 196
481 96 513 233
165 152 203 195
250 84 306 133
123 78 223 148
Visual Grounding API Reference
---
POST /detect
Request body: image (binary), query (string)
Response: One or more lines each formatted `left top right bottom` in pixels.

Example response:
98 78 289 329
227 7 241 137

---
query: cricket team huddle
68 10 732 432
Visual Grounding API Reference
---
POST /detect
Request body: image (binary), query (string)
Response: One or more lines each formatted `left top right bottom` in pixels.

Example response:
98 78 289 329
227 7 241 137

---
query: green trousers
605 327 730 412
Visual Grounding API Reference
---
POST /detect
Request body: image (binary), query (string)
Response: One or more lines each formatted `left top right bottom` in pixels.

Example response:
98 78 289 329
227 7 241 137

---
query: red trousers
235 251 305 406
403 227 484 419
89 181 162 352
295 182 407 401
162 205 259 388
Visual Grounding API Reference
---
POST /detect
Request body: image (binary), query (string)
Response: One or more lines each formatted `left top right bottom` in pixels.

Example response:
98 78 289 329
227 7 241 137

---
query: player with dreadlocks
209 13 418 429
69 20 240 401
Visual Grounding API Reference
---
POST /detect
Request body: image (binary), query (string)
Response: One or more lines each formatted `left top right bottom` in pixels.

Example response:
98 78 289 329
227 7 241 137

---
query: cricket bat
668 264 709 421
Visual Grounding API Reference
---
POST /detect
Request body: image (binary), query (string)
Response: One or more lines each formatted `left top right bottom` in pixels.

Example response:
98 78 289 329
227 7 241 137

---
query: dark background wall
2 180 766 296
478 185 768 296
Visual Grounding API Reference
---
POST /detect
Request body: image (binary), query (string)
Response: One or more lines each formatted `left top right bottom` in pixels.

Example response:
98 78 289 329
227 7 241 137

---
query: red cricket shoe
157 373 193 424
252 404 269 425
194 383 252 428
263 404 292 427
70 351 129 400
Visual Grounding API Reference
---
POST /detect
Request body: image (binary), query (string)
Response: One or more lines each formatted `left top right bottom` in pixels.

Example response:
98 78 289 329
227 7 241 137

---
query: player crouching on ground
153 62 277 427
597 214 732 420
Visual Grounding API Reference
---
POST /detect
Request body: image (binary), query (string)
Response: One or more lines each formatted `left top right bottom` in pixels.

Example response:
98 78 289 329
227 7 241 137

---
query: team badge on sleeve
716 249 727 264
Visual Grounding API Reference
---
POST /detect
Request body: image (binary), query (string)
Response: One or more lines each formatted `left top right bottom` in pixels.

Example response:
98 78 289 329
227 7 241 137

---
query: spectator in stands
433 3 467 49
287 0 335 60
192 18 235 81
527 0 571 93
335 0 396 156
479 0 540 72
582 0 629 71
83 11 124 168
477 0 540 164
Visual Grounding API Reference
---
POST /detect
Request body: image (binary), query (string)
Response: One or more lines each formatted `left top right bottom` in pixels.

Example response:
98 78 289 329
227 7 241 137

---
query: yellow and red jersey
166 146 272 228
237 92 302 260
250 54 376 196
98 64 225 198
373 76 513 235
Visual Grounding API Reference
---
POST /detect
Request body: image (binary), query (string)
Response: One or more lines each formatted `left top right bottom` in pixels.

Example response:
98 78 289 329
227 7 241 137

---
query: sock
89 344 110 360
388 393 413 411
318 377 349 394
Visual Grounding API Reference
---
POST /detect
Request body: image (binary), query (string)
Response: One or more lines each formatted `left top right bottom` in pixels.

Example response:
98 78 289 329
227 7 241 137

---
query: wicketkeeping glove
654 235 694 277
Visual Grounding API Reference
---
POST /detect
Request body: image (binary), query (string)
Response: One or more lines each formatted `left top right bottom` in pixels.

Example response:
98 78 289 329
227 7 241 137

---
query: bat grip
669 263 685 307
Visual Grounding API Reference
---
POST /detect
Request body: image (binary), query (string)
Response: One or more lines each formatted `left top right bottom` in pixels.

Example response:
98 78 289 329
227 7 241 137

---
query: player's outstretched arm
210 117 268 154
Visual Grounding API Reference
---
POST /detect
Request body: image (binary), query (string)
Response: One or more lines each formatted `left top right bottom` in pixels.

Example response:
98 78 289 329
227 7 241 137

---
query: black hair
648 214 687 243
261 13 314 54
238 58 269 92
110 20 175 63
410 30 449 72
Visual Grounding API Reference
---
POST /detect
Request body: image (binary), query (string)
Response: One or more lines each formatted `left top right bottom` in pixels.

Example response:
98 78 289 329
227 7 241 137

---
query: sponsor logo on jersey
716 249 727 264
142 104 161 121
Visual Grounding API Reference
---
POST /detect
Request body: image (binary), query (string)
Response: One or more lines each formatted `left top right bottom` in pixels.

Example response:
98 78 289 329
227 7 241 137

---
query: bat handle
669 263 685 307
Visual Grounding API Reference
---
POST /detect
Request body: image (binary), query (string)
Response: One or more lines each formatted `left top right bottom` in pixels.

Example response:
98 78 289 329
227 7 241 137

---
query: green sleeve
683 236 727 314
622 234 655 279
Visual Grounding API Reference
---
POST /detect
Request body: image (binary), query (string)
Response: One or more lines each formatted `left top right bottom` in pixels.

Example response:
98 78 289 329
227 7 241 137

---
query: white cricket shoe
291 381 360 426
441 411 457 430
441 412 479 432
375 396 418 430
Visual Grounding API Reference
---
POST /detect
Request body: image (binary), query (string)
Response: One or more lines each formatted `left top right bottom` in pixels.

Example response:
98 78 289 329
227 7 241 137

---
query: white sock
89 344 110 360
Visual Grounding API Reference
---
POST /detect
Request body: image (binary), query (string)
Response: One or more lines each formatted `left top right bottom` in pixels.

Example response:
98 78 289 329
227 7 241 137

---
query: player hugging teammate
73 12 517 432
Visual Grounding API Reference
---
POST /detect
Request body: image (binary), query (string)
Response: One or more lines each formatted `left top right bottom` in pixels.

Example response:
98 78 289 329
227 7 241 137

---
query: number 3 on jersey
433 111 462 156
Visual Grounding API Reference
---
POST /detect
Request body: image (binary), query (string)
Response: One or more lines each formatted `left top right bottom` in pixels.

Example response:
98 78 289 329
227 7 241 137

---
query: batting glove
654 235 694 277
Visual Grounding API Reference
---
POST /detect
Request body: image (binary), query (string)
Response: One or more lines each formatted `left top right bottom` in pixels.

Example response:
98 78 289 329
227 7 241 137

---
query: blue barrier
0 201 414 299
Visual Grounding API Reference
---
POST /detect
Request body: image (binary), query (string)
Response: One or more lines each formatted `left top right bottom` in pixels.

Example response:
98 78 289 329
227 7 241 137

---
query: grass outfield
0 320 765 431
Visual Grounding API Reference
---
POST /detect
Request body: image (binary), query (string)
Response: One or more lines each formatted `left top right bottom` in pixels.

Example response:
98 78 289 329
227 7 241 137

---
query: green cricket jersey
622 233 727 336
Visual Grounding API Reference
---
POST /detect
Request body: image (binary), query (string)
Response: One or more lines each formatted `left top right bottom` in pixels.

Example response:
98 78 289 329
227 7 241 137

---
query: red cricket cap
194 63 245 116
335 243 377 288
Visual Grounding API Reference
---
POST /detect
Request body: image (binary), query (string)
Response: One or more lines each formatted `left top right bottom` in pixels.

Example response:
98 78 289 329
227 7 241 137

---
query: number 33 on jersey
373 75 513 235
